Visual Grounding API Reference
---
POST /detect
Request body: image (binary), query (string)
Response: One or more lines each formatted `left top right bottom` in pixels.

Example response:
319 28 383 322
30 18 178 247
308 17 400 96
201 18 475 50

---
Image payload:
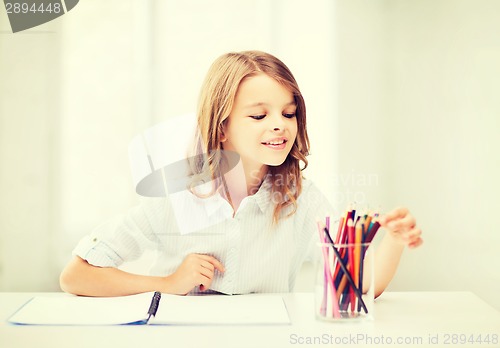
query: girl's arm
60 254 224 296
369 207 423 298
371 233 405 298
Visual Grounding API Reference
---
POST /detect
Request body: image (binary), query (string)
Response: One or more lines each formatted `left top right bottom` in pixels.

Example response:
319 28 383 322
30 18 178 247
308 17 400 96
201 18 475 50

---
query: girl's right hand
166 254 225 295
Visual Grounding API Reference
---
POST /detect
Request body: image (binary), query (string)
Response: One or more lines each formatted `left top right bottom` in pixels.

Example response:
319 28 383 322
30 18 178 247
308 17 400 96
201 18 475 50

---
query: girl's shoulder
299 178 326 199
297 178 334 214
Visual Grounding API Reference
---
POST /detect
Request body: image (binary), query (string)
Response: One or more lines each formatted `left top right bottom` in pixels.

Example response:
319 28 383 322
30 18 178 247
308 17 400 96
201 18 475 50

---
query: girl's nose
271 114 285 132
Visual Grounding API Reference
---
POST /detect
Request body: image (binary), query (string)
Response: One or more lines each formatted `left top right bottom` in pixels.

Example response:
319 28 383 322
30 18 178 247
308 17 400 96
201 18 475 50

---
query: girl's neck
222 161 267 213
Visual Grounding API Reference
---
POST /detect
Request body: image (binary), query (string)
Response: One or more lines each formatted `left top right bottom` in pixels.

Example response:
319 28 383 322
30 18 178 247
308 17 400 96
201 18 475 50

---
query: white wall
1 0 499 310
0 18 62 290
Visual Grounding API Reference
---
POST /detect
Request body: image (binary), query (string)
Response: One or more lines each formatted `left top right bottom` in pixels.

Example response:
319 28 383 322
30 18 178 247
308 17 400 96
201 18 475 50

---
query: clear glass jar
315 243 374 321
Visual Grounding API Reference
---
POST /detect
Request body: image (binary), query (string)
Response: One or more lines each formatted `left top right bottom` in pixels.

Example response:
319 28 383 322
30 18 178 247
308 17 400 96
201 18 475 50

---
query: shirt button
230 247 236 253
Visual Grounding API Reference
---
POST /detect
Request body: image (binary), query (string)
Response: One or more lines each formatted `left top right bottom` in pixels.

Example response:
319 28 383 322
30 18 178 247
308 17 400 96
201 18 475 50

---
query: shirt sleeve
72 197 169 268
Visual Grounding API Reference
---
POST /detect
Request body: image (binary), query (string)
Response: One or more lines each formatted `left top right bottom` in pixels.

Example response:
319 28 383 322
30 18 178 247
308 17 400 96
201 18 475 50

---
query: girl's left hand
378 207 423 249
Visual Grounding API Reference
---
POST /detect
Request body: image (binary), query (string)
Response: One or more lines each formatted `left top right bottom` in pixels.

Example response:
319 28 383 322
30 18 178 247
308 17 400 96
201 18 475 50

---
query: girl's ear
220 131 227 142
220 122 227 142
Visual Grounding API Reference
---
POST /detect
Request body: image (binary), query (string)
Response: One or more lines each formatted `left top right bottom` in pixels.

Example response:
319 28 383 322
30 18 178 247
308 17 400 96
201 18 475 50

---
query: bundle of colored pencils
317 207 381 319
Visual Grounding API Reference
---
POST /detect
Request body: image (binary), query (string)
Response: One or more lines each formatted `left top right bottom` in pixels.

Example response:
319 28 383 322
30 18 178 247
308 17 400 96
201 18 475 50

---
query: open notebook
8 292 291 325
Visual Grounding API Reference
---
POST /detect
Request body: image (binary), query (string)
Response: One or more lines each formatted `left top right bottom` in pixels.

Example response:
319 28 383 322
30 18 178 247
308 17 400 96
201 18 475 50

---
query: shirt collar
253 174 272 213
202 190 231 217
200 175 273 217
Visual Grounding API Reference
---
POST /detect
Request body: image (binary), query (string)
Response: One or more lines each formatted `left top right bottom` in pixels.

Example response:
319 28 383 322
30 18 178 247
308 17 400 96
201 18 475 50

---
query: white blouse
73 178 332 294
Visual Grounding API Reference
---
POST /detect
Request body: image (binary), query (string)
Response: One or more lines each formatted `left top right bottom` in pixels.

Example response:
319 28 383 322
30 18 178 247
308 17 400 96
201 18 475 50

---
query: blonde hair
192 50 310 223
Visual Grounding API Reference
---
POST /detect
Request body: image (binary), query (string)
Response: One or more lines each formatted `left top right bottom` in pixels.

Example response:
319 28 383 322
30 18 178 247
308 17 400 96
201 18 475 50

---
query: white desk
1 292 499 348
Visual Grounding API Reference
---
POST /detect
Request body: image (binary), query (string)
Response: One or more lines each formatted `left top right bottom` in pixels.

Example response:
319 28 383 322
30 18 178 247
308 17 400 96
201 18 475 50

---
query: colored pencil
323 226 368 314
317 223 341 318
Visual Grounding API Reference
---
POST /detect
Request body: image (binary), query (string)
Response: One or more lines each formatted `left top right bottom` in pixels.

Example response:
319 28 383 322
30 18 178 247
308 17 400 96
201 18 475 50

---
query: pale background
1 0 499 310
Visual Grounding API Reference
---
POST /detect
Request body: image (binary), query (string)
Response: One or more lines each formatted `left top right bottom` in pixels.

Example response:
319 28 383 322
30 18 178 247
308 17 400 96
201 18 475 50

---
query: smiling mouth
261 139 287 145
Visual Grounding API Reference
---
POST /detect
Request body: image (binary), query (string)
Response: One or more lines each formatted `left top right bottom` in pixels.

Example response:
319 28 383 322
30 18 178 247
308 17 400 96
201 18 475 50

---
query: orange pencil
335 217 345 245
354 218 363 311
347 219 355 312
336 272 348 299
354 218 362 282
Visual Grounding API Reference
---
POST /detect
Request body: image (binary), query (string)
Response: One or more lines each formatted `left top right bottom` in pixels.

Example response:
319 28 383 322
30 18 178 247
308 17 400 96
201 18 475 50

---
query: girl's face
222 73 298 175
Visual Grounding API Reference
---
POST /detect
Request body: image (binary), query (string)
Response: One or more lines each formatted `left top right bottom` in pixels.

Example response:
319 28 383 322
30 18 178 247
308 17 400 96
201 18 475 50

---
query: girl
60 51 423 297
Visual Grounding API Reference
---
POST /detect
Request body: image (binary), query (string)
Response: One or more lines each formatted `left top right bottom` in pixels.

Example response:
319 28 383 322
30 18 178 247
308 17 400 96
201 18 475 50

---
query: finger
199 276 215 292
386 214 416 232
211 259 225 273
379 207 409 225
404 227 422 242
408 238 423 249
199 255 225 273
200 260 215 272
197 263 215 280
397 226 421 243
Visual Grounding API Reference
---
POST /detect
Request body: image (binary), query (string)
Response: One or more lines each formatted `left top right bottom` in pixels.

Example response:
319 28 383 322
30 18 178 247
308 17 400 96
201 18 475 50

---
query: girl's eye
250 115 266 120
283 113 296 119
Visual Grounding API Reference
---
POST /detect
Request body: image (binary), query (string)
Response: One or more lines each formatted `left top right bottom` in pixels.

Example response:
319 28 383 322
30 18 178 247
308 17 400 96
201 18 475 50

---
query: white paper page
152 294 290 325
8 292 154 325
